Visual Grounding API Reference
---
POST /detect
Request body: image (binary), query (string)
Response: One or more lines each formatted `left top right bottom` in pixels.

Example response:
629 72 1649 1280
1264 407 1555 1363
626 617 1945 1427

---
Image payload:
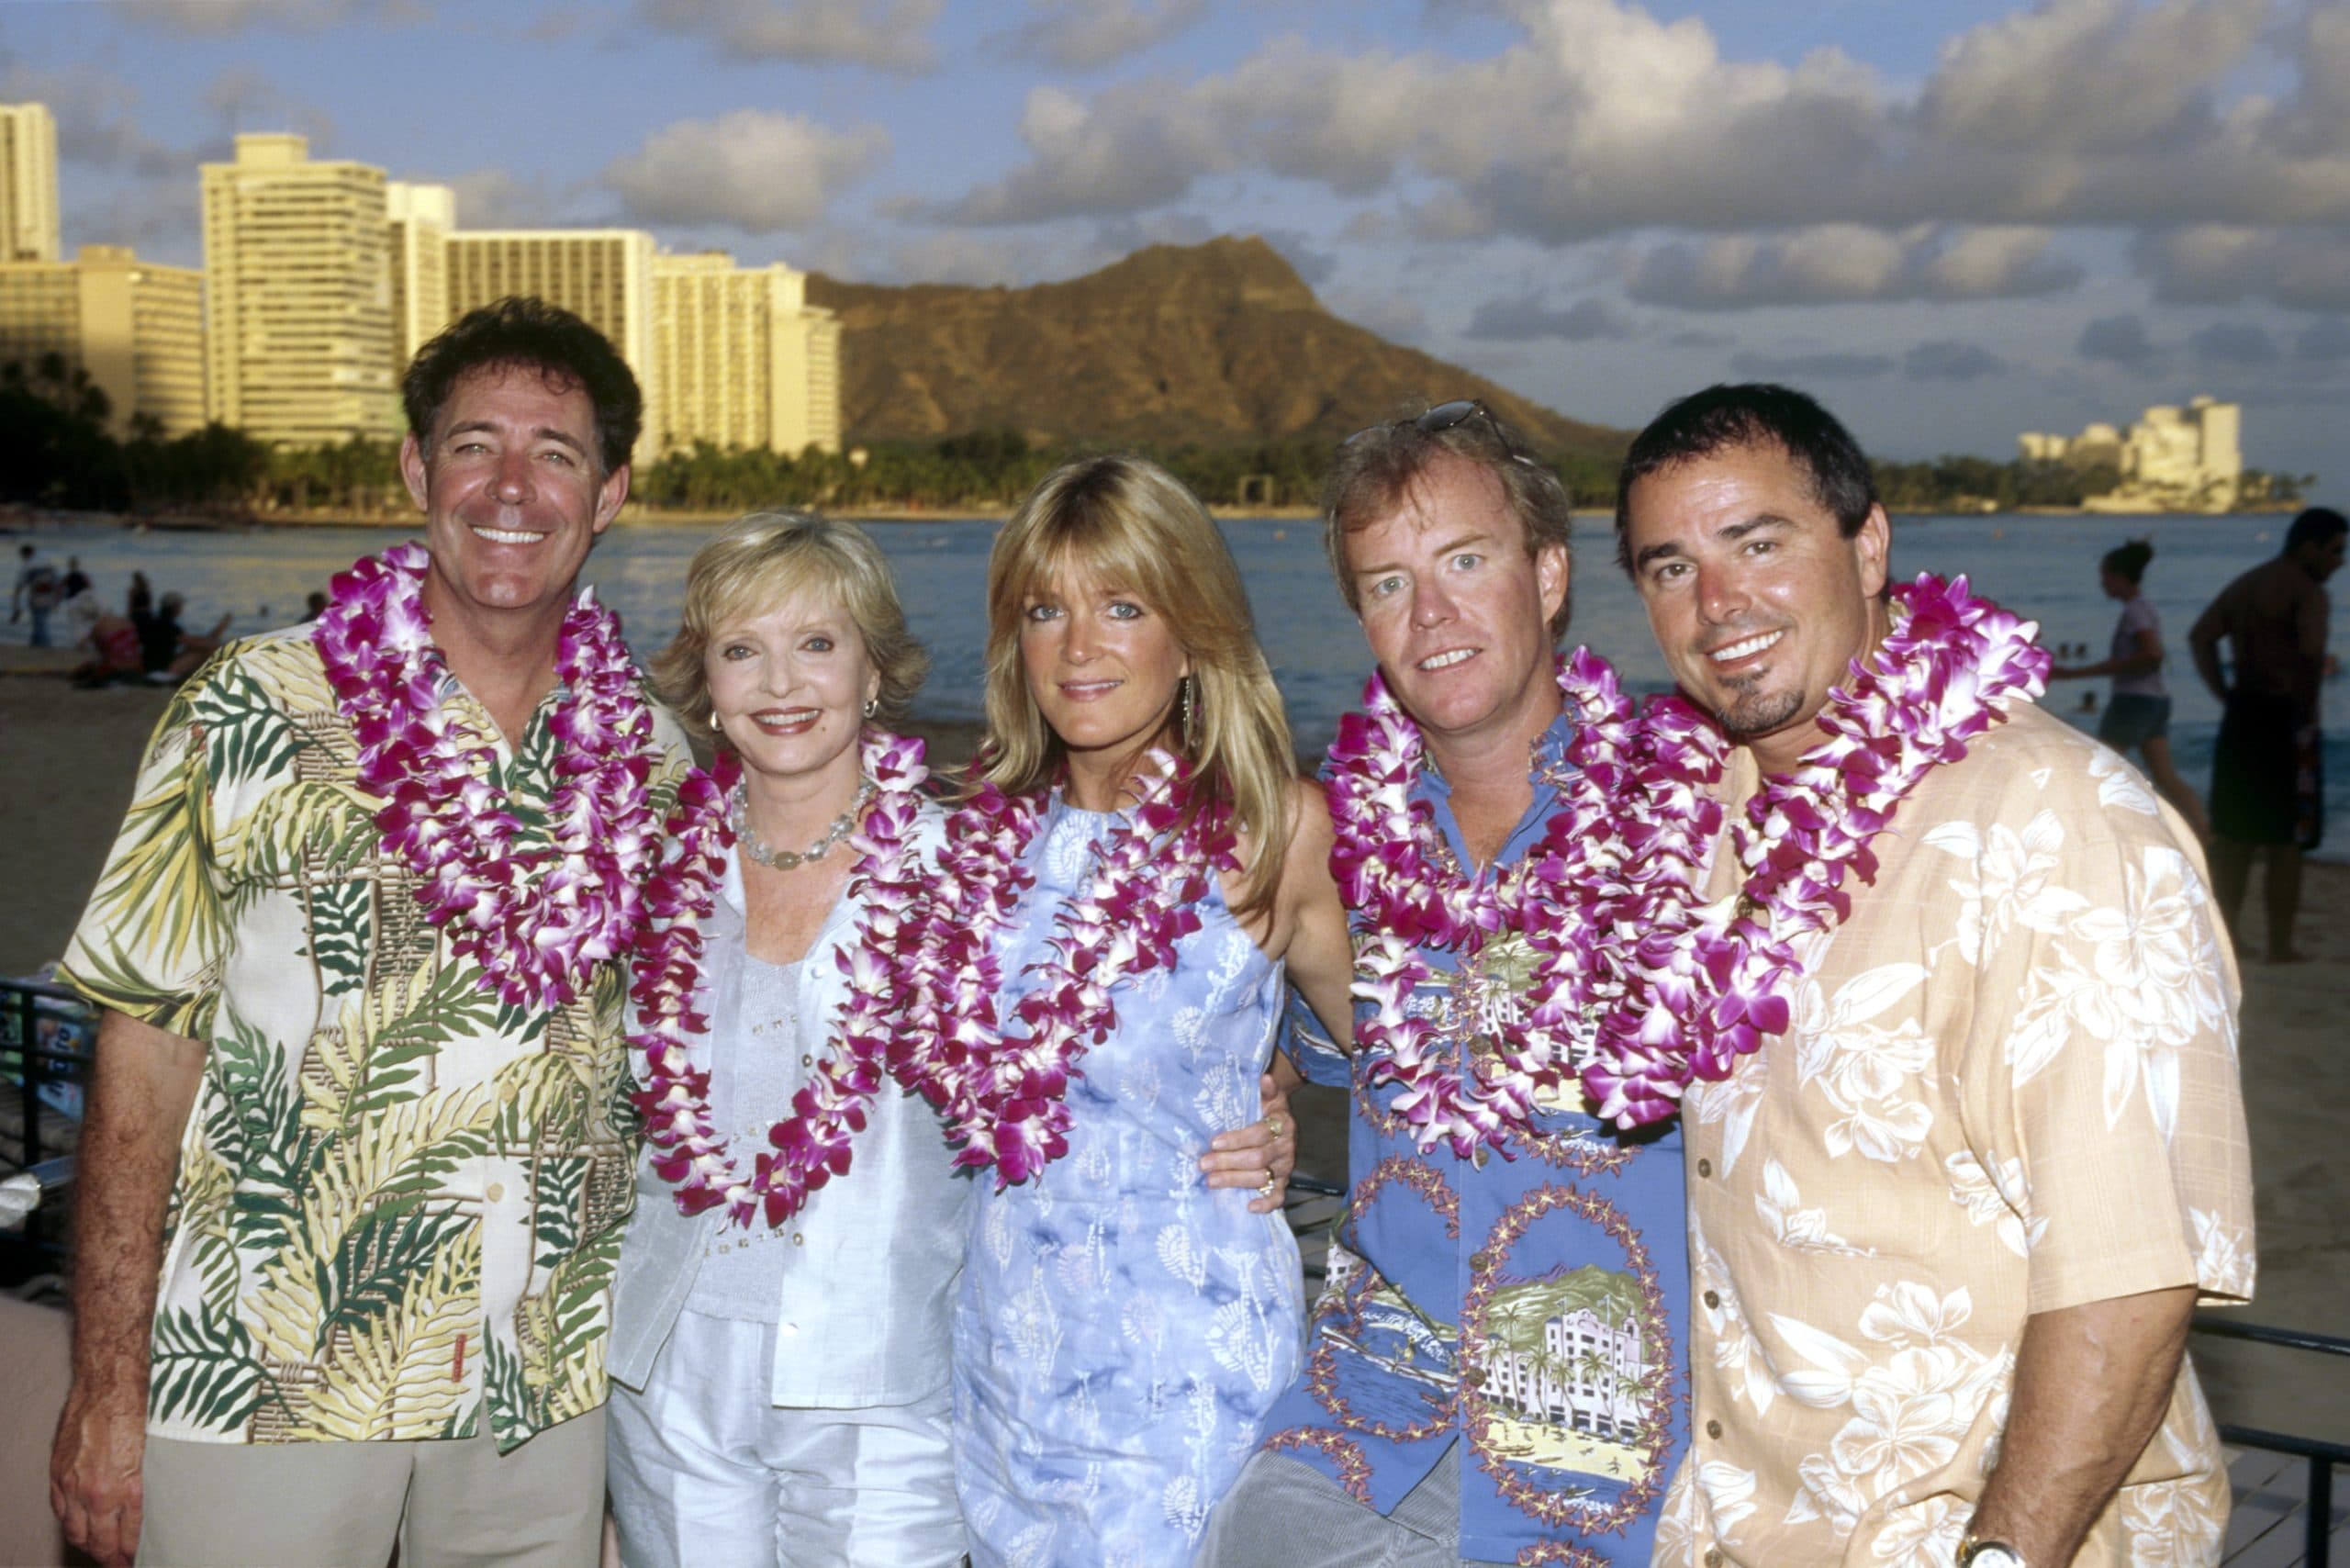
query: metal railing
0 978 92 1271
0 978 92 1171
2194 1315 2348 1566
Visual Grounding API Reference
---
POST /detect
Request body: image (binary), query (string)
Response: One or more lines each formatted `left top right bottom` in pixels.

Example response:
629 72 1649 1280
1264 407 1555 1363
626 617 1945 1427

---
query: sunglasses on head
1347 398 1544 471
1347 398 1494 447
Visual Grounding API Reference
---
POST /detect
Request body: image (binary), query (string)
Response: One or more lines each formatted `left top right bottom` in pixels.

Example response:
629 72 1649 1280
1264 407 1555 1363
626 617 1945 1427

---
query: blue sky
6 0 2345 478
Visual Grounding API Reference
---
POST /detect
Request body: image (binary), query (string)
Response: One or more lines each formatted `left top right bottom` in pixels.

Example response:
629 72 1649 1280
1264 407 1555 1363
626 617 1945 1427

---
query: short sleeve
1968 790 2254 1315
54 683 229 1040
1281 981 1351 1088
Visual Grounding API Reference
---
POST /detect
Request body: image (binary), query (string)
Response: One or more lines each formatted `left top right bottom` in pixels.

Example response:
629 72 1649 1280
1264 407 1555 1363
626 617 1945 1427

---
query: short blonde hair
981 454 1297 918
652 510 928 745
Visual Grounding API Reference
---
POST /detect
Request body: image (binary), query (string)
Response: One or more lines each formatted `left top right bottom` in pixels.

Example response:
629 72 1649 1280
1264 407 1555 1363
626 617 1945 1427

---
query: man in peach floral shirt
1616 384 2254 1568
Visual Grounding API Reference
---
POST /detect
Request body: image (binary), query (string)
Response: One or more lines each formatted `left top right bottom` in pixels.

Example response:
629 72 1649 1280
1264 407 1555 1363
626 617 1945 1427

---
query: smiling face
704 587 878 793
402 363 629 638
1344 455 1569 757
1018 564 1192 782
1621 440 1890 777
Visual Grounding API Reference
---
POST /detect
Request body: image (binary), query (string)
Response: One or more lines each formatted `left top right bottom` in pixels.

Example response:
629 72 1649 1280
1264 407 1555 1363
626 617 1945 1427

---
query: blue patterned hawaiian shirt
1259 715 1691 1566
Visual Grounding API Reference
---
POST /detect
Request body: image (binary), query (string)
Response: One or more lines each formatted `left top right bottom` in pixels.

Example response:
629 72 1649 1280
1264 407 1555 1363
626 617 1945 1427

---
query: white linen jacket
609 803 969 1407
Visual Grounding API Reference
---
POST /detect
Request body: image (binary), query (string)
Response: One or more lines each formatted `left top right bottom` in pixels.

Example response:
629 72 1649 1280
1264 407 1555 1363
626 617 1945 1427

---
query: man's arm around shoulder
50 1009 208 1568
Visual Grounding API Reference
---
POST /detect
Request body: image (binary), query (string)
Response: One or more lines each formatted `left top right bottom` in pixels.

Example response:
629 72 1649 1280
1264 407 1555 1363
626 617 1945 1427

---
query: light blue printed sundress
951 794 1305 1568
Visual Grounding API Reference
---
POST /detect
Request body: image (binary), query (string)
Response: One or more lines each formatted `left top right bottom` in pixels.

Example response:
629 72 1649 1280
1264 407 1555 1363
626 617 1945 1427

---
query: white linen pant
606 1309 966 1568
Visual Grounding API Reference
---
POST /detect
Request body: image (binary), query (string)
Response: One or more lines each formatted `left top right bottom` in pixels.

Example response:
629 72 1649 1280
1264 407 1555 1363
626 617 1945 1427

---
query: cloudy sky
6 0 2345 476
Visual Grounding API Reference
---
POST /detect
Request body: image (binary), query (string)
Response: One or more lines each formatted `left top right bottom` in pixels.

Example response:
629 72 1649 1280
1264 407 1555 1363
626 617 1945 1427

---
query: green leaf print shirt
59 625 693 1450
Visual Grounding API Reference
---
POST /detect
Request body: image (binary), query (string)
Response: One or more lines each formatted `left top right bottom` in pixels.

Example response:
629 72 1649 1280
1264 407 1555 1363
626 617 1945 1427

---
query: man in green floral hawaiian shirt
50 299 693 1568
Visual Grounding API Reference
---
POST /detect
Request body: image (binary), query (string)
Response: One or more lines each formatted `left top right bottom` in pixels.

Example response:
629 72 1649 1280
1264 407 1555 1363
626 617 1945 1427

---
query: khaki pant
138 1407 606 1568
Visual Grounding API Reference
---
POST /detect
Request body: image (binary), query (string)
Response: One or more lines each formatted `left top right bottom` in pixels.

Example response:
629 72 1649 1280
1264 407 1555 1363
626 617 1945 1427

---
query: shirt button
791 1233 804 1247
1696 1158 1714 1179
1706 1418 1723 1439
485 1182 505 1203
1705 1550 1724 1568
1469 1250 1493 1273
1461 1369 1485 1391
1703 1290 1721 1310
801 1055 813 1067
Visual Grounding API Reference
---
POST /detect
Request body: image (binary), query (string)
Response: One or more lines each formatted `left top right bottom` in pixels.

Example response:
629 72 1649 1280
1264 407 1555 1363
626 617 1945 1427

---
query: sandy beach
2 655 2342 1441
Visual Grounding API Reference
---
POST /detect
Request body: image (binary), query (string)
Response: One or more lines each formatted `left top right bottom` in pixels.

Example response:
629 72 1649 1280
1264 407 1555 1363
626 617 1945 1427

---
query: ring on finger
1266 1114 1285 1139
1258 1171 1278 1198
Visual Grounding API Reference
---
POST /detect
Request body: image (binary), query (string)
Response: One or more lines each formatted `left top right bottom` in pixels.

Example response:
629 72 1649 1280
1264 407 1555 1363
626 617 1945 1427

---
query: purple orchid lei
893 750 1239 1188
1583 573 2051 1127
313 542 661 1012
627 730 933 1228
1326 648 1724 1157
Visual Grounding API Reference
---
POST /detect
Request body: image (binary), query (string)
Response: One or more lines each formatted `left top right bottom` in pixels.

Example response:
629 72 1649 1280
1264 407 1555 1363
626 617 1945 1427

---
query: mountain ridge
807 237 1627 456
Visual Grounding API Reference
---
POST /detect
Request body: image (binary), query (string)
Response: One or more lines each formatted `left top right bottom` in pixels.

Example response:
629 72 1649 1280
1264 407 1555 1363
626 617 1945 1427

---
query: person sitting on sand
132 592 230 683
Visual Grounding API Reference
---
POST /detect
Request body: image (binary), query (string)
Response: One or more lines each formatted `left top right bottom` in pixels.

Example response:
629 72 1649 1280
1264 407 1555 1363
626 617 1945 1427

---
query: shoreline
3 498 2310 535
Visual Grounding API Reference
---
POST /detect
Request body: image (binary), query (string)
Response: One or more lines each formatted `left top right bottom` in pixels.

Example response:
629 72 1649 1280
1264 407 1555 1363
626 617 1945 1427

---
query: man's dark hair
402 297 643 475
1614 383 1877 571
2284 506 2347 554
1321 403 1575 641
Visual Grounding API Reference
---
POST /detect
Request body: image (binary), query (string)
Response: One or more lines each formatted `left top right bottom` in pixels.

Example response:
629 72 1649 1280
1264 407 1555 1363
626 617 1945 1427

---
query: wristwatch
1958 1537 2025 1568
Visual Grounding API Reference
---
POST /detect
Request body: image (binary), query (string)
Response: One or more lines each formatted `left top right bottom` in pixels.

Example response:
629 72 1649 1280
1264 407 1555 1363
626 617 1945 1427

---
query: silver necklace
732 779 871 871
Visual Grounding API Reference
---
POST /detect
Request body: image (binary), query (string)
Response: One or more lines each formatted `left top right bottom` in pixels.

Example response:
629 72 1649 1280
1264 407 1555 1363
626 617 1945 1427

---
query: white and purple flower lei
1584 573 2051 1126
895 750 1239 1187
1326 648 1723 1157
313 541 662 1012
628 730 932 1227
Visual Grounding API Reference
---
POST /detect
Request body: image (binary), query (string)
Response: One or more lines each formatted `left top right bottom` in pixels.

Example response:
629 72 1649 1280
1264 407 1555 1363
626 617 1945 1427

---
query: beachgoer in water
2050 539 2210 840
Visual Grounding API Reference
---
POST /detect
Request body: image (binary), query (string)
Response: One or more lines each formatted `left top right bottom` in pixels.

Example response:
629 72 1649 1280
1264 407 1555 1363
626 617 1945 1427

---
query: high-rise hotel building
386 181 454 378
0 244 206 437
653 252 841 457
201 133 397 446
444 228 662 458
0 103 60 263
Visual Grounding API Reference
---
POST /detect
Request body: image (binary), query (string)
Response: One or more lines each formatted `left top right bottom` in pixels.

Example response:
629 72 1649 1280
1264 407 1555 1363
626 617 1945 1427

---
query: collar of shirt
1408 708 1581 876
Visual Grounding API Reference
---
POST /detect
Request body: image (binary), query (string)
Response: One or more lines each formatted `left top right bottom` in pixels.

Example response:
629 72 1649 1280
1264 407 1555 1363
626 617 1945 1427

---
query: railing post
2311 1456 2333 1568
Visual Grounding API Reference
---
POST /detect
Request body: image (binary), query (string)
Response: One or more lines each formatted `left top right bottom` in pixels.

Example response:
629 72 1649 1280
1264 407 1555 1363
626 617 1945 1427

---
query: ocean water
14 510 2346 858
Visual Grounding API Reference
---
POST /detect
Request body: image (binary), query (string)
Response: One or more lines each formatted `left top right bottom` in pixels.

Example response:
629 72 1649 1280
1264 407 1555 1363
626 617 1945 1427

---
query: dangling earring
862 696 878 720
1180 675 1199 752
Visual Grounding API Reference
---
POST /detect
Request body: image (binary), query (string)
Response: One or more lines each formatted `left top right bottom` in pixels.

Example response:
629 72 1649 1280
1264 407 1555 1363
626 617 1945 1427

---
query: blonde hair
652 510 928 745
982 454 1297 918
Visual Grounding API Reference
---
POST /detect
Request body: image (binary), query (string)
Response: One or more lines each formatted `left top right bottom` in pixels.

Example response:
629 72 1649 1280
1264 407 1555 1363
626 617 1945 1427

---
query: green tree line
5 360 2308 520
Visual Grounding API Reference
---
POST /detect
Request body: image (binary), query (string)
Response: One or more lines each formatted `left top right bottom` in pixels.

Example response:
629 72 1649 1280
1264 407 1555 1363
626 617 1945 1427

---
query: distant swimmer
2188 505 2344 962
2049 539 2210 840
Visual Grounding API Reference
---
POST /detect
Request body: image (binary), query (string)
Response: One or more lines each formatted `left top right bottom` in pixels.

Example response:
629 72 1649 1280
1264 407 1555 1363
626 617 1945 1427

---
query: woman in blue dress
939 454 1356 1567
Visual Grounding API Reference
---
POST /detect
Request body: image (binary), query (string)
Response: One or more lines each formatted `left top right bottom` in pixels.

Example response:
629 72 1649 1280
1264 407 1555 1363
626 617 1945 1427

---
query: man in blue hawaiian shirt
1203 402 1689 1567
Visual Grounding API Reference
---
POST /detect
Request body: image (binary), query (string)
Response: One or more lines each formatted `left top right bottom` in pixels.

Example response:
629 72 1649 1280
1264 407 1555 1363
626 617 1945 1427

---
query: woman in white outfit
605 513 967 1568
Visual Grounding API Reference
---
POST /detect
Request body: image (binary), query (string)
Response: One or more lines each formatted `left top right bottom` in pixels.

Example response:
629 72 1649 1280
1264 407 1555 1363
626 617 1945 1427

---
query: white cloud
634 0 943 73
443 167 567 228
116 0 401 32
1465 294 1635 341
1626 225 2081 308
2133 225 2350 311
1919 0 2263 154
925 0 2350 241
604 110 890 232
1001 0 1208 71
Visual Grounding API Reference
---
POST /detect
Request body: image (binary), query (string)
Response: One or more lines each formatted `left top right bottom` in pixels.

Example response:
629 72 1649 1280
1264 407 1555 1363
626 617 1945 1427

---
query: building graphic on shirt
1475 1265 1652 1445
1443 929 1606 1117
